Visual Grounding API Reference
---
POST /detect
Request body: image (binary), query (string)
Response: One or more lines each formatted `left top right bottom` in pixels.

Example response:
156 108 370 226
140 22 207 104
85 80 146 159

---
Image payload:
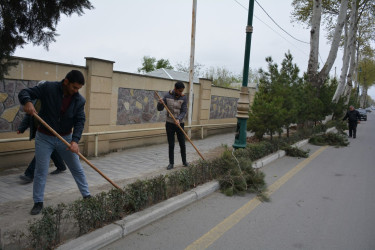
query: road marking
185 146 328 250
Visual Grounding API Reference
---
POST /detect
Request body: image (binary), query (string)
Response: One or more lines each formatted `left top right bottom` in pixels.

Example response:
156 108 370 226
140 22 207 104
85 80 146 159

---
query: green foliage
156 59 174 70
283 145 310 158
309 132 349 147
234 141 279 161
203 66 241 88
247 52 337 140
137 56 174 73
0 0 94 79
28 203 67 249
212 150 266 197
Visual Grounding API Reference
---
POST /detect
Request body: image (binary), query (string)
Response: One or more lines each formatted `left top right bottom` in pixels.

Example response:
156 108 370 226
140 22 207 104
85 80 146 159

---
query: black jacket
343 109 360 122
18 80 86 143
157 90 187 124
17 99 40 140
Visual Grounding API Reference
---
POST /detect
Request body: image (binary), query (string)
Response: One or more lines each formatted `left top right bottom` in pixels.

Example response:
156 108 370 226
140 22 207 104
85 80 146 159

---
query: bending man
18 70 91 215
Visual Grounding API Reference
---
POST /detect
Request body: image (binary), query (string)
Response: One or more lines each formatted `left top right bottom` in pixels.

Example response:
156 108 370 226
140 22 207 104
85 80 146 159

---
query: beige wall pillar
198 78 212 126
84 57 114 155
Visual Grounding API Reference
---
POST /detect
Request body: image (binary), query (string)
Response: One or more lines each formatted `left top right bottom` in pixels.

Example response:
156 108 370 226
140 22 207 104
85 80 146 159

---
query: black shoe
30 202 43 215
50 169 66 175
183 162 189 167
167 164 174 170
353 136 356 138
83 195 92 199
348 135 352 138
19 175 33 183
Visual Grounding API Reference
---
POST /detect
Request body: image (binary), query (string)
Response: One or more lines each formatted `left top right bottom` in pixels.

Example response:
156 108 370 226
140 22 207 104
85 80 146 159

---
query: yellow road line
185 146 328 250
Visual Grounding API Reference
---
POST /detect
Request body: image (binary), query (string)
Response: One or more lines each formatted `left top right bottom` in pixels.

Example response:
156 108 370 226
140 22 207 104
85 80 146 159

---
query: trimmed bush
309 132 349 147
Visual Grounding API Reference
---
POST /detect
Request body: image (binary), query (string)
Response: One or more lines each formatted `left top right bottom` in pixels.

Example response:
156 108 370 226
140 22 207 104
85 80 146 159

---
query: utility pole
188 0 197 137
233 0 255 149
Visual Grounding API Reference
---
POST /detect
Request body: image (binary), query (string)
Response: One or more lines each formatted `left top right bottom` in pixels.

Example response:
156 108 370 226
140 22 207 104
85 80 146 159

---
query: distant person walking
17 94 66 183
343 105 361 138
18 70 91 215
157 81 189 170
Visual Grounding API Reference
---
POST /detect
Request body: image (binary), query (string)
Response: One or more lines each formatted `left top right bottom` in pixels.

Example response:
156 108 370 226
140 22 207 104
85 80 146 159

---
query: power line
254 0 310 44
233 0 309 57
233 0 325 65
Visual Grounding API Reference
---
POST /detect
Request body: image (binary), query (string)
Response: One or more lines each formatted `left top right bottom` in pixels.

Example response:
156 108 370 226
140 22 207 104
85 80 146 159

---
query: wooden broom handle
33 113 123 191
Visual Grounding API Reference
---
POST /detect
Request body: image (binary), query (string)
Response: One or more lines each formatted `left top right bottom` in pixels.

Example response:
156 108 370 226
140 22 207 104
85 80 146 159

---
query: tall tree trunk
307 0 322 87
360 86 368 107
332 22 350 102
333 0 358 103
316 0 349 88
344 41 357 105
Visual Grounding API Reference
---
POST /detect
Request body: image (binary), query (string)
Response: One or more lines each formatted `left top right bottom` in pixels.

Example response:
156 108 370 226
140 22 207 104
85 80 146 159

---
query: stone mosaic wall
0 79 38 132
210 95 238 119
117 88 169 125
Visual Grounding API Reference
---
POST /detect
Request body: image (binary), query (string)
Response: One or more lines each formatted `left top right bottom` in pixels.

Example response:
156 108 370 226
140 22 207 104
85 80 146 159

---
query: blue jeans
24 150 66 178
34 131 90 203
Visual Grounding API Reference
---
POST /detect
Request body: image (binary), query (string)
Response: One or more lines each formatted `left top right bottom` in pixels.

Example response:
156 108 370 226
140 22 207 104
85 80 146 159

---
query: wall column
84 57 114 155
198 79 212 137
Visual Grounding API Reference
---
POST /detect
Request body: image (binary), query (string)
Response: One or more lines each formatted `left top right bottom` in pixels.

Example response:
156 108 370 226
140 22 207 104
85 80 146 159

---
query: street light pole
188 0 197 137
233 0 255 149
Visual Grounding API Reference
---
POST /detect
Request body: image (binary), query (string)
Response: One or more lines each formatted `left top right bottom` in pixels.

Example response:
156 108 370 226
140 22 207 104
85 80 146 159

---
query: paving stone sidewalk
0 132 241 204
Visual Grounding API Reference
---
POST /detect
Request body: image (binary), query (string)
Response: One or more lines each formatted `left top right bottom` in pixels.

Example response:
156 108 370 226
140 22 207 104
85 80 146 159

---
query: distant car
357 108 367 121
365 107 372 113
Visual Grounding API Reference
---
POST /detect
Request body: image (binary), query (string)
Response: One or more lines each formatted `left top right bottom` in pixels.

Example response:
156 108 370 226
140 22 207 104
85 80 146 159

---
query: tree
203 66 241 88
138 56 157 73
292 0 349 90
175 61 204 77
358 57 375 107
292 0 375 105
155 59 173 70
0 0 94 79
138 56 174 73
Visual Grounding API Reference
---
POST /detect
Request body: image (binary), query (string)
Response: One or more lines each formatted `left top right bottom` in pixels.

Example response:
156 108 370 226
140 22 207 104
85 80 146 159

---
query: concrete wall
0 57 254 169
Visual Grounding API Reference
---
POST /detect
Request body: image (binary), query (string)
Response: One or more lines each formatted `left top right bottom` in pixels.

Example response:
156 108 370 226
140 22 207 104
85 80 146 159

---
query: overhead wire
233 0 310 58
254 0 310 44
233 0 325 64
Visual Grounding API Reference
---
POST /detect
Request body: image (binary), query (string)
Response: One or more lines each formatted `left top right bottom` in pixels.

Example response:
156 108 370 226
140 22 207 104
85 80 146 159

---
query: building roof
146 68 200 84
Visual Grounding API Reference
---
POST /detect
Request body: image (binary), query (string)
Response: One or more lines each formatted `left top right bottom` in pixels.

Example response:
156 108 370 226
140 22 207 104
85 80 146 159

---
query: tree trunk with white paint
307 0 321 87
316 0 349 89
332 0 358 103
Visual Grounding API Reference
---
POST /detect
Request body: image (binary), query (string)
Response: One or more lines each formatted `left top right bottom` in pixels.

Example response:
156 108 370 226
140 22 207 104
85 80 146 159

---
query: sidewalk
0 132 239 204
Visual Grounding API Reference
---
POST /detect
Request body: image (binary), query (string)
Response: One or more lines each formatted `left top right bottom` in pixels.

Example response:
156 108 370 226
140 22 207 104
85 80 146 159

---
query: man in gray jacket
157 81 189 170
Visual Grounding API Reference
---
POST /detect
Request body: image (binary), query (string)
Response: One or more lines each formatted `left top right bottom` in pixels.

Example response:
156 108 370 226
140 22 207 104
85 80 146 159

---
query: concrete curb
58 128 337 249
57 181 220 250
252 139 308 169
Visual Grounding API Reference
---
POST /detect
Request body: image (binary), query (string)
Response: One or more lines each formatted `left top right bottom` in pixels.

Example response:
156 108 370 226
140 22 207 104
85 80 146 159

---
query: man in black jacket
17 95 66 183
343 105 361 138
18 70 91 215
157 81 189 170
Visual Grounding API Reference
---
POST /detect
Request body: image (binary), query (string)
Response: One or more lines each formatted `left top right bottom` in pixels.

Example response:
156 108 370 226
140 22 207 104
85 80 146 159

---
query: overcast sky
14 0 375 100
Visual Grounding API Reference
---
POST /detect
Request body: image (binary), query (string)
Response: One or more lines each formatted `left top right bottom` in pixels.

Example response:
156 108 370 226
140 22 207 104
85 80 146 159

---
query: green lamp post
233 0 255 149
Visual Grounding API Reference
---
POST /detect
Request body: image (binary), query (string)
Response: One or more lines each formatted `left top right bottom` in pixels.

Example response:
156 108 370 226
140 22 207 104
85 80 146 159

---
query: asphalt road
103 111 375 250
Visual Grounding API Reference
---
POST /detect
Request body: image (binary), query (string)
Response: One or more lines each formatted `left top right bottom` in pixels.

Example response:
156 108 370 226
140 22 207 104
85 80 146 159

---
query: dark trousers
348 121 358 137
166 122 186 164
24 150 66 178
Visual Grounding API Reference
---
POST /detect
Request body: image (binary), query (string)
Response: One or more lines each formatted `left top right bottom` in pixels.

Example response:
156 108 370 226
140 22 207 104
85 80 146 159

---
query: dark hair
65 70 85 85
175 81 185 89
